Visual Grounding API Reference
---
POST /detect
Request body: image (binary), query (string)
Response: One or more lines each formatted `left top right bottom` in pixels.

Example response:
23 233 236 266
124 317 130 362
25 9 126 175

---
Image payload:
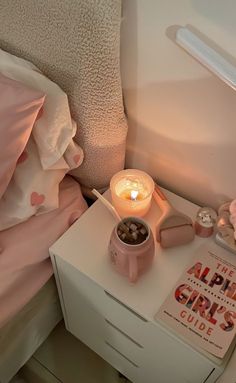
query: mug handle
129 256 138 283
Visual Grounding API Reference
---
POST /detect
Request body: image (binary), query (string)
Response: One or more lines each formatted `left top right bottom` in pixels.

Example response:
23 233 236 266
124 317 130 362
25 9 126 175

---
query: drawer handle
105 319 144 349
203 368 216 383
104 291 148 322
105 341 139 368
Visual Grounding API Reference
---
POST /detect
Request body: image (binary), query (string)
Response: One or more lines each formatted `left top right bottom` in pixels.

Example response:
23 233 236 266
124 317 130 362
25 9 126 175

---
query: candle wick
131 190 139 201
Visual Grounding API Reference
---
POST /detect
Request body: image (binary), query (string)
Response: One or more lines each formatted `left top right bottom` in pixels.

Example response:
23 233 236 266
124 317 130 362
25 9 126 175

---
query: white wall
121 0 236 208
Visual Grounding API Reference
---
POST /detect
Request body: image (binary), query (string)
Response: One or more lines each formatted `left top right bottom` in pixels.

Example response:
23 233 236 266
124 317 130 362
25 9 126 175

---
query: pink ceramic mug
108 217 155 283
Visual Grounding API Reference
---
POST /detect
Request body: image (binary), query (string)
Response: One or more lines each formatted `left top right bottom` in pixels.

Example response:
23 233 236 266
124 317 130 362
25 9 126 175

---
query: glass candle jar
110 169 154 218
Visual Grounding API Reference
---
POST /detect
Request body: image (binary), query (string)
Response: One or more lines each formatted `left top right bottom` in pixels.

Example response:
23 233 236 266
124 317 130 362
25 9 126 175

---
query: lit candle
110 169 154 217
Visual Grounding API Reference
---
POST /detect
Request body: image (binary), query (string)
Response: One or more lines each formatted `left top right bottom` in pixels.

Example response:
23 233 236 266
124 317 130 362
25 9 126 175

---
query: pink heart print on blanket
73 154 81 166
31 192 45 206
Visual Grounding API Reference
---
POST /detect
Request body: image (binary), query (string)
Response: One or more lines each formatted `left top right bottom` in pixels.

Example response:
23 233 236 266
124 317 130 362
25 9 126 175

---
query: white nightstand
50 189 234 383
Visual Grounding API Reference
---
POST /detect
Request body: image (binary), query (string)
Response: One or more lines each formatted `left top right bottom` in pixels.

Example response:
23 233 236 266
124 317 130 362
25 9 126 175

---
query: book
155 243 236 358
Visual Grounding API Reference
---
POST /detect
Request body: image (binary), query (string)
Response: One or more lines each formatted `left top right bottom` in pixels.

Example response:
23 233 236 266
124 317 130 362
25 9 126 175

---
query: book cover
155 244 236 358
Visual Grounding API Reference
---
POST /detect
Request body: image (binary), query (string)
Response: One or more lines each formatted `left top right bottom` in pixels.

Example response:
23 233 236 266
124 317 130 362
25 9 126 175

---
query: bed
0 1 127 382
0 279 61 383
0 176 88 383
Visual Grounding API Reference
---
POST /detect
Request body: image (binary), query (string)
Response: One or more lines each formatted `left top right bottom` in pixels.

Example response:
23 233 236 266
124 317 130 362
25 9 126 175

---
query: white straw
92 189 121 222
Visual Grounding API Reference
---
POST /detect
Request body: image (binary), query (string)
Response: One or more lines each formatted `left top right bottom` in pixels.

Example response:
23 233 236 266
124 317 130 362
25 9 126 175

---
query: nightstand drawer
55 257 216 383
77 329 142 383
57 258 149 347
66 299 144 368
57 260 144 367
101 343 190 383
102 289 149 347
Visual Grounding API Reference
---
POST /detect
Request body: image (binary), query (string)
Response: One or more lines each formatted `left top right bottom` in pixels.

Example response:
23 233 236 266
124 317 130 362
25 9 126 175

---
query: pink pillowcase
0 73 45 199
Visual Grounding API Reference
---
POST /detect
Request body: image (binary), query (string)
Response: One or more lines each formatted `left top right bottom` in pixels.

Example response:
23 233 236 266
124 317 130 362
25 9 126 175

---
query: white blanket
0 49 84 229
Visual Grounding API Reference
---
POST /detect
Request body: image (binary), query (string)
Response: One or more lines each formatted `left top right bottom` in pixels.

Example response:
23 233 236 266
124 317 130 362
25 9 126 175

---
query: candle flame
130 190 139 201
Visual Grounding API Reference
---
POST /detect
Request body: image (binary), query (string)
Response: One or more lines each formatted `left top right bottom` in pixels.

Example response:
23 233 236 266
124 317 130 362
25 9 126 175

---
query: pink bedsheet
0 176 87 328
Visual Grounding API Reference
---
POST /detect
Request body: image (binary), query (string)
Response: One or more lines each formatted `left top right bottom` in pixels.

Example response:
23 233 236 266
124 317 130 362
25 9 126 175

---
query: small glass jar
110 169 154 218
195 207 217 238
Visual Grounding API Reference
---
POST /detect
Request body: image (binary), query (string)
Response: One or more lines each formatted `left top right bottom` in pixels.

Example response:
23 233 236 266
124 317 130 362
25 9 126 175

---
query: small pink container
108 217 155 283
195 207 217 238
